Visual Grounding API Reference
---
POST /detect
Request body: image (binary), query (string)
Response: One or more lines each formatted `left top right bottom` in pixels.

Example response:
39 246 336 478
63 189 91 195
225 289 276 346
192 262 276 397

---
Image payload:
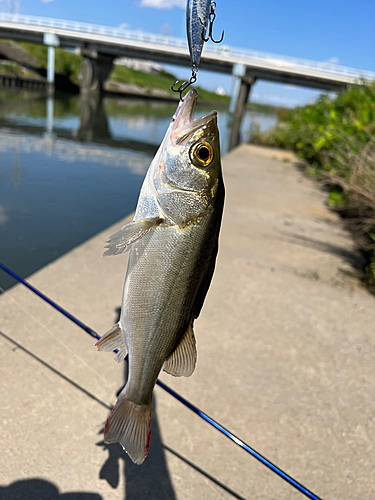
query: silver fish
96 89 225 464
186 0 212 71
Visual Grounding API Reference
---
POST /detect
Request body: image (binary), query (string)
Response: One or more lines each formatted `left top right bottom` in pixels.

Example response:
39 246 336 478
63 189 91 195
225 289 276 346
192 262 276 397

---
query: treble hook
203 1 224 44
171 68 197 101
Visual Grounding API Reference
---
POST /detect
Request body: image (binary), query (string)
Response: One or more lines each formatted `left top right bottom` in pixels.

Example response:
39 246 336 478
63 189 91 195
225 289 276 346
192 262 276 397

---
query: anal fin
163 322 197 377
95 323 127 363
103 218 163 257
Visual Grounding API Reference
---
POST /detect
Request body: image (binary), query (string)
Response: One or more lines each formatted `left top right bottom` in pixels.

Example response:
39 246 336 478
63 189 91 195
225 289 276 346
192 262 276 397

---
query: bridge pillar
80 49 114 96
228 64 255 151
43 33 59 94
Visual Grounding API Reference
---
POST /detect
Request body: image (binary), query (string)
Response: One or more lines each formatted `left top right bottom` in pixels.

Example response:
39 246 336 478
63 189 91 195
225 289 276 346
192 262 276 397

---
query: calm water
0 90 277 291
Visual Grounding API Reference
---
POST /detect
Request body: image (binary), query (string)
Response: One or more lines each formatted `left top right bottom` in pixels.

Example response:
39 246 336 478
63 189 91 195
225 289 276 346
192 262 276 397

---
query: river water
0 89 277 291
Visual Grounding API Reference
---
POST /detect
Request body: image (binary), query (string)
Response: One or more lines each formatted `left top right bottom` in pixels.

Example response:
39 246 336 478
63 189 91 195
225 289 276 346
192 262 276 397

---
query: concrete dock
1 144 374 500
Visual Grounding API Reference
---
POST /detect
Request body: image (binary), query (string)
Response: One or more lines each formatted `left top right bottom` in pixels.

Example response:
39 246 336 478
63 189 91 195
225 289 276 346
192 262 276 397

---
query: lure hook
203 2 224 44
171 68 197 101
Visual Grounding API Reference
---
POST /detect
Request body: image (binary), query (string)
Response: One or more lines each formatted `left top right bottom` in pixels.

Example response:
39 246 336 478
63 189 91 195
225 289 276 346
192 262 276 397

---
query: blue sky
3 0 375 106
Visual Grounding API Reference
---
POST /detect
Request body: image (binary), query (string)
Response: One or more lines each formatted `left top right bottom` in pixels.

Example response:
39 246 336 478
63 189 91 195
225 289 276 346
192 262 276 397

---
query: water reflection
46 95 54 137
76 95 111 142
0 90 277 292
0 91 277 156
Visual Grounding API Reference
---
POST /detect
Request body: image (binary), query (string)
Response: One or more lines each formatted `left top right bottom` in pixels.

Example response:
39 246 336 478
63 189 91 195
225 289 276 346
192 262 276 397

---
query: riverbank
0 39 228 105
251 83 375 293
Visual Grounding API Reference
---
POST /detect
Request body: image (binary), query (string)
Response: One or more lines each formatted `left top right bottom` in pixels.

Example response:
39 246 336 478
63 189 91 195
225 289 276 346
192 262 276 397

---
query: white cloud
118 22 130 30
140 0 185 9
41 0 55 3
326 57 340 65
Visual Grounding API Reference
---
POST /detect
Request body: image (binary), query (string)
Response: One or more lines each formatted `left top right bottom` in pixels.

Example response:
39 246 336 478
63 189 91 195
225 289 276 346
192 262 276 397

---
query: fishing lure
172 0 224 100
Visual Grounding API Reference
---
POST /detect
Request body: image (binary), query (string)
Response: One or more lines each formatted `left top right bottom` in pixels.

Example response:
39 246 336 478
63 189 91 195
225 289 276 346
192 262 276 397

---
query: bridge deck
0 13 374 92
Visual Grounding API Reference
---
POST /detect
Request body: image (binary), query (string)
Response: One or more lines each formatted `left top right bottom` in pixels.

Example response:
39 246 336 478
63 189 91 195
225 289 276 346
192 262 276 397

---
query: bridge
1 12 374 148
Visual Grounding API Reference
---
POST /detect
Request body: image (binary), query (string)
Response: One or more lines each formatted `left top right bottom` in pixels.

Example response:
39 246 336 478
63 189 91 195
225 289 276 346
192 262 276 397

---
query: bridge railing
0 12 374 81
0 12 188 48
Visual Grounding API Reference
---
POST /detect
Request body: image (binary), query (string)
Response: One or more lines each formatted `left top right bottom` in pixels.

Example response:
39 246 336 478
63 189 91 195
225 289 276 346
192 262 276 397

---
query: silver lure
186 0 212 71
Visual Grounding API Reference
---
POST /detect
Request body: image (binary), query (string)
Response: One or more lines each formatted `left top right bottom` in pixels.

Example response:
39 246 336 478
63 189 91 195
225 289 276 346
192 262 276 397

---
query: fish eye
190 141 214 168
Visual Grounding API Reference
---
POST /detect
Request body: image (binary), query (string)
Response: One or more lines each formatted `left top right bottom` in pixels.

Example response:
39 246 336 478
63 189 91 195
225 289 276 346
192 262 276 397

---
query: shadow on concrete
0 478 102 500
0 330 110 411
96 401 176 499
123 401 176 500
278 231 366 270
164 446 247 500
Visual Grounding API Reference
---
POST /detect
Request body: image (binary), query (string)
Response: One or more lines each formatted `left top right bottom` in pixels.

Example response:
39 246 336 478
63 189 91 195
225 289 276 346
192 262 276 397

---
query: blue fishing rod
0 261 323 500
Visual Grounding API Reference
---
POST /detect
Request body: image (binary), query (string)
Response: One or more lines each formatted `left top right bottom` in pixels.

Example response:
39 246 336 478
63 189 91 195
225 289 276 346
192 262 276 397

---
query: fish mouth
171 89 217 145
172 89 199 130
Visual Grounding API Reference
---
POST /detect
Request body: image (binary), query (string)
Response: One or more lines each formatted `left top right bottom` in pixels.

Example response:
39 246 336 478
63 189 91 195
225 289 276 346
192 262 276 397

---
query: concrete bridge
1 12 374 148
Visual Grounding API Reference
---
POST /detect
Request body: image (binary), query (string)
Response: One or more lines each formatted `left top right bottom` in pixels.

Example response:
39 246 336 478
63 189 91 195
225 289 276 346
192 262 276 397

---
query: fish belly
120 209 217 404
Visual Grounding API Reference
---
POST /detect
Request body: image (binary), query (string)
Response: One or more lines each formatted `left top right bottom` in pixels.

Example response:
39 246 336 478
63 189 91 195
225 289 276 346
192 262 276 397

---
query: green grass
0 60 41 78
17 41 82 81
110 65 175 89
0 39 82 81
0 62 21 74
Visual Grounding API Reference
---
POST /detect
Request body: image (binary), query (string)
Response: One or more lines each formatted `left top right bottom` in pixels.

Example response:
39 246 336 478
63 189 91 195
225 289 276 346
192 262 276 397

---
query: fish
96 89 225 464
186 0 212 71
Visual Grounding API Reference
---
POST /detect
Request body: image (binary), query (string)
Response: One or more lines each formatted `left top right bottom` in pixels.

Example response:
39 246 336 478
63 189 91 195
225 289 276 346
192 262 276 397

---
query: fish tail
104 393 152 465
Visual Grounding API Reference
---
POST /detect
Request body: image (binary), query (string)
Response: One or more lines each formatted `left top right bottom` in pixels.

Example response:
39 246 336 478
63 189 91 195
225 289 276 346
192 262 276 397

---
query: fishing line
0 261 323 500
0 284 110 386
0 263 99 339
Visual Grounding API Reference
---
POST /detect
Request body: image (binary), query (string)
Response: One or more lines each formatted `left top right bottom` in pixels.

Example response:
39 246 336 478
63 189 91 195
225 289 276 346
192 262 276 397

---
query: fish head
155 90 222 227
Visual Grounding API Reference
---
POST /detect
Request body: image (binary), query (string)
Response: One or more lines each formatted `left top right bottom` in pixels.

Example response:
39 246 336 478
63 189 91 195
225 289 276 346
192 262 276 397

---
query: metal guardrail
0 12 374 81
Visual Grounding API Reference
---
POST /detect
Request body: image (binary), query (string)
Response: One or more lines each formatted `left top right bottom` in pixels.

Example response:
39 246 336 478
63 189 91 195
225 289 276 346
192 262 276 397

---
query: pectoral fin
163 322 197 377
103 217 163 257
95 323 127 363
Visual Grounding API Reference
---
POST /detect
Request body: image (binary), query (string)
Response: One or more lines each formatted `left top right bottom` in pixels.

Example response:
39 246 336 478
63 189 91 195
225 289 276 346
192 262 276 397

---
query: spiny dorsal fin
95 323 127 363
103 217 163 257
163 322 197 377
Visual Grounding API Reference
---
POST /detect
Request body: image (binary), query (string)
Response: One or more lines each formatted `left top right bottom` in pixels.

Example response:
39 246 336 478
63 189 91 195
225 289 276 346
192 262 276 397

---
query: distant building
215 86 226 96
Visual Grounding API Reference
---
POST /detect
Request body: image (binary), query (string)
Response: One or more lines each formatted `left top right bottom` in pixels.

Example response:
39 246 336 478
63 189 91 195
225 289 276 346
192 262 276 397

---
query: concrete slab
1 144 374 500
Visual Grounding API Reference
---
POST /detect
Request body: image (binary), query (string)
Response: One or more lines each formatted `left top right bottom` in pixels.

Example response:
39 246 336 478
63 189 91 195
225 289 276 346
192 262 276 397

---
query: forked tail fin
104 394 152 465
